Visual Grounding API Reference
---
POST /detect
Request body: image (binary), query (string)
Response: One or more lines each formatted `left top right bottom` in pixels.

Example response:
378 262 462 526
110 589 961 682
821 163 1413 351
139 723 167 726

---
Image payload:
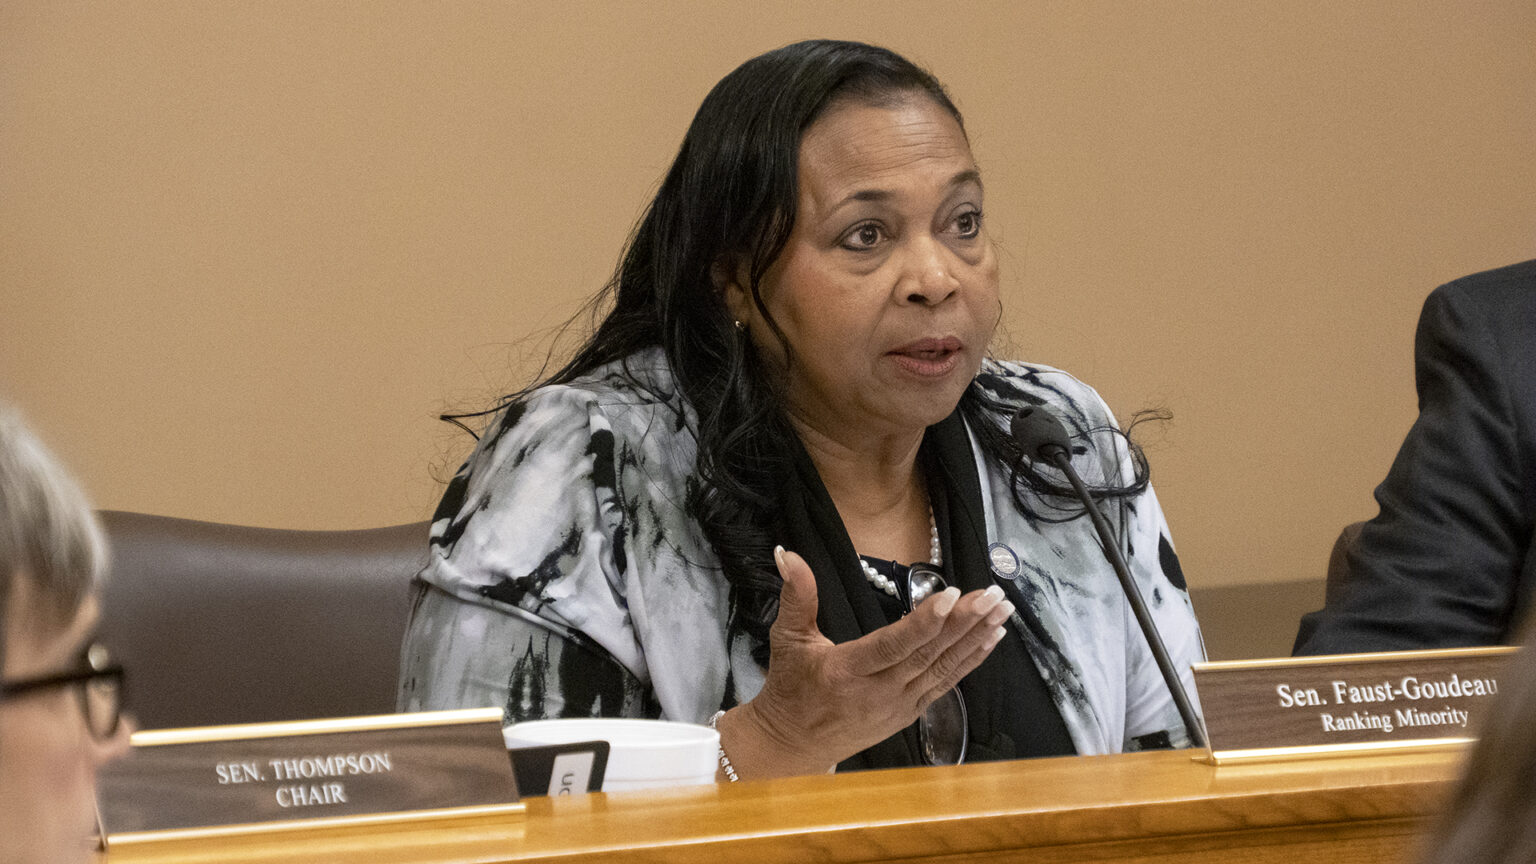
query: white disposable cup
503 718 719 792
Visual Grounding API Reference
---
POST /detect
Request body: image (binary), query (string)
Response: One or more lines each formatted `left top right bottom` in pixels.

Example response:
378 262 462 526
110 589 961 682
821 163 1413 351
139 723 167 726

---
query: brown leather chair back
96 511 429 729
1190 578 1326 660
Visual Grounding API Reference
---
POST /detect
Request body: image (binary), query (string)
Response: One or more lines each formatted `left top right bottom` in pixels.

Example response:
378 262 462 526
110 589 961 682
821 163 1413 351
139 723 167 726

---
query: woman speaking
398 39 1204 779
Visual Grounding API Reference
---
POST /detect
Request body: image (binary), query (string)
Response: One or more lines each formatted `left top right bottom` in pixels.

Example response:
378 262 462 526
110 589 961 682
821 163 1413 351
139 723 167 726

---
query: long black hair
463 39 1150 656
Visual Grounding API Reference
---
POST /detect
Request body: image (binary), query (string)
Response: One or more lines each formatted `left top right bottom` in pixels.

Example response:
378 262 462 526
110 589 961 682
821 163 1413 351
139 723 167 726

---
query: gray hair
0 403 107 670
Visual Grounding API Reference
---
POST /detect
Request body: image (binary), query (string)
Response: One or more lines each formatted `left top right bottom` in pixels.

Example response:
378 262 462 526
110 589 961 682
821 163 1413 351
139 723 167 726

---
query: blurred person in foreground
1416 614 1536 863
399 39 1204 777
0 405 130 863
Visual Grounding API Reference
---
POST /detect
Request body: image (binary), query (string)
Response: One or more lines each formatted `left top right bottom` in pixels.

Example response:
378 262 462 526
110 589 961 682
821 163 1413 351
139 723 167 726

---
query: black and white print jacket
398 348 1206 754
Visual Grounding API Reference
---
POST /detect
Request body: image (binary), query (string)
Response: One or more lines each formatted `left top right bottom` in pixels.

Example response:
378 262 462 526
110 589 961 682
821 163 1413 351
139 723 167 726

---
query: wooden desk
102 747 1461 864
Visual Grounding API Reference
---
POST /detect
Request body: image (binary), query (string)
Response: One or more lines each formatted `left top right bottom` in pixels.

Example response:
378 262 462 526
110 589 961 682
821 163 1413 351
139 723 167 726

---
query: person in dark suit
1296 259 1536 654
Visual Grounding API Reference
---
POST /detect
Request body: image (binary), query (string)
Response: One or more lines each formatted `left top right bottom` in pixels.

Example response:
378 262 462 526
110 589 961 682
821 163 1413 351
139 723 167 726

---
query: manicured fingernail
984 625 1007 650
987 601 1015 626
933 587 960 617
984 585 1005 602
773 545 786 567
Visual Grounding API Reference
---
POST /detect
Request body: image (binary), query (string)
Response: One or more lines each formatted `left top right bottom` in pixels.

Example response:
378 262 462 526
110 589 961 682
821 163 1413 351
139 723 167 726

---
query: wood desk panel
103 748 1461 864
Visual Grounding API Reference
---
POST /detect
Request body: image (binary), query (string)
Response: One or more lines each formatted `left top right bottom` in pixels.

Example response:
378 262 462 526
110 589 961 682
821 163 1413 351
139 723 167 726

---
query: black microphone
1008 405 1208 749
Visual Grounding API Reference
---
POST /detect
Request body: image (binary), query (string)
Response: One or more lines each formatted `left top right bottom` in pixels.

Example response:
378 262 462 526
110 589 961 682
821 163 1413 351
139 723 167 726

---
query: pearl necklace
859 507 942 598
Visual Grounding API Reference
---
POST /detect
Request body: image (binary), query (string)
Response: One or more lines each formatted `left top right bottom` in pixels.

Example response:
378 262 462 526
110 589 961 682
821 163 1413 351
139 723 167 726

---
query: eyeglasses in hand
905 563 969 766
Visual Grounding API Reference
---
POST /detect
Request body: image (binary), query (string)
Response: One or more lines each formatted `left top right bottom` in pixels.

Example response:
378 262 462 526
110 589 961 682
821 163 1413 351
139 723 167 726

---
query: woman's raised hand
714 546 1013 779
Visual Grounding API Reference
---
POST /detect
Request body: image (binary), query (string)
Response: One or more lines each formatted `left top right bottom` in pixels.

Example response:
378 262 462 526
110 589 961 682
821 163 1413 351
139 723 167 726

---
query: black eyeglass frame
0 644 126 741
904 563 970 766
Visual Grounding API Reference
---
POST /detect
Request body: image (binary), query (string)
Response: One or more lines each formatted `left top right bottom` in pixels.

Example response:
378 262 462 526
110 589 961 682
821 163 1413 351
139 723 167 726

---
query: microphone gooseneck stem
1044 446 1209 750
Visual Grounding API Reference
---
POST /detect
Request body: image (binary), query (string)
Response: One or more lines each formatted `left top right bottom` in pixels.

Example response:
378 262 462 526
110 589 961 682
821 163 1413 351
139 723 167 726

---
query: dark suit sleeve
1296 279 1535 653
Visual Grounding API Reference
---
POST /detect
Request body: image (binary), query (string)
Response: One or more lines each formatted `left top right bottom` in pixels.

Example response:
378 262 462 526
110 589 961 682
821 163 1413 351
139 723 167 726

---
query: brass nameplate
1192 646 1517 764
98 707 522 843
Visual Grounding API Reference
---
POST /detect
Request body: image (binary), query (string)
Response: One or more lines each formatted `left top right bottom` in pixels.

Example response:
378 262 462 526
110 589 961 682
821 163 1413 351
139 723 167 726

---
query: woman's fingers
915 638 1003 709
760 548 1015 751
896 603 1010 705
923 592 1013 677
838 586 955 676
842 585 1010 678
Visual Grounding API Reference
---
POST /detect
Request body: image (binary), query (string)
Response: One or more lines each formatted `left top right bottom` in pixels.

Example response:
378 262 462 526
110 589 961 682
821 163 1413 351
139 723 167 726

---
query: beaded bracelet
708 709 740 782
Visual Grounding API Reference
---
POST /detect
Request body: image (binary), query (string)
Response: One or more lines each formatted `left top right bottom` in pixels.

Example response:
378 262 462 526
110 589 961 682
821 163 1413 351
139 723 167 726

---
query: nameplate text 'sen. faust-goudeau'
1191 646 1517 764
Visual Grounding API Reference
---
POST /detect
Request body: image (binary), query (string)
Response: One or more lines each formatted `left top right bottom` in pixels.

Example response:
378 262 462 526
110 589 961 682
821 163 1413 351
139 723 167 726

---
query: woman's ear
711 260 753 328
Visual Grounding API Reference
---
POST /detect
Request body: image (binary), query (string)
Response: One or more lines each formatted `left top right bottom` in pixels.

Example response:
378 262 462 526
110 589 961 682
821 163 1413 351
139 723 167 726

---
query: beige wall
3 1 1533 595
